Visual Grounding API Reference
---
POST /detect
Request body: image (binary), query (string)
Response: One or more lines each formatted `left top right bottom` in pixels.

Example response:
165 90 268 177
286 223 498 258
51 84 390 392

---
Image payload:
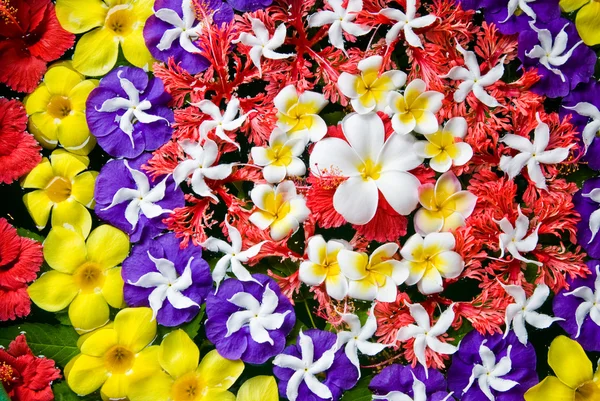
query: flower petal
333 175 378 225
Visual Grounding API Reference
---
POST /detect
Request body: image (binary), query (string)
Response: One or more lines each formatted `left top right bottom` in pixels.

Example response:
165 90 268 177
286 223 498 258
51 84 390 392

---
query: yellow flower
525 335 600 401
25 63 98 155
28 225 128 333
21 149 97 232
65 308 160 400
55 0 155 76
559 0 600 46
388 78 444 135
414 117 473 173
236 376 279 401
128 329 245 401
273 84 328 142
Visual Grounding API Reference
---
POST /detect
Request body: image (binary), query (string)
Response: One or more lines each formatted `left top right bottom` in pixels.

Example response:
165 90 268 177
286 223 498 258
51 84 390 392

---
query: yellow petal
559 0 589 12
44 66 83 96
434 172 461 204
44 226 88 273
101 374 129 400
236 376 279 401
67 354 109 396
121 29 154 70
56 0 108 33
128 370 173 401
576 2 600 46
80 328 118 357
73 28 119 77
22 190 54 230
131 346 163 383
548 335 593 389
21 158 53 189
524 376 576 401
25 85 52 115
69 292 110 333
69 79 99 111
51 200 92 238
49 149 89 179
78 323 115 349
28 271 79 312
87 225 130 270
159 330 200 379
63 354 79 381
58 112 96 156
197 350 244 391
114 308 157 353
71 170 97 207
29 113 59 149
102 267 125 309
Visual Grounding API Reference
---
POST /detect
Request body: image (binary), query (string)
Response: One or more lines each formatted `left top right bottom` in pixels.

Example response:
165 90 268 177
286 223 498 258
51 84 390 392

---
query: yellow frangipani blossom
559 0 600 46
414 117 473 173
274 84 328 142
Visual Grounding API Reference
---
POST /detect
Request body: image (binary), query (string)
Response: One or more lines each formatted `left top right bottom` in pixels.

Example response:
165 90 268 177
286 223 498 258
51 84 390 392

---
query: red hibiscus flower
0 98 41 184
0 0 74 93
0 334 61 401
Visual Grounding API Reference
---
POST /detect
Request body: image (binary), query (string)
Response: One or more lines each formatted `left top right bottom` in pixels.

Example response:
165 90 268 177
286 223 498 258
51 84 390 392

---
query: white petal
309 137 362 176
375 171 420 215
333 176 379 225
341 112 385 162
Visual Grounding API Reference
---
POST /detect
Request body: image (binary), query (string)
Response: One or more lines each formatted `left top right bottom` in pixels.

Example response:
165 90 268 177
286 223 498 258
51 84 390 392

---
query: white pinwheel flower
387 79 444 135
155 0 204 53
563 264 600 338
499 114 570 189
203 220 267 289
173 139 234 201
273 331 338 401
234 19 294 76
307 0 370 52
495 206 542 266
502 283 563 345
127 251 198 321
274 85 328 143
225 283 291 345
310 112 423 225
443 42 505 108
379 0 437 48
193 97 250 148
501 0 536 22
525 21 583 83
396 303 457 376
462 341 518 401
251 128 306 183
582 188 600 243
414 117 473 172
373 372 454 401
563 102 600 153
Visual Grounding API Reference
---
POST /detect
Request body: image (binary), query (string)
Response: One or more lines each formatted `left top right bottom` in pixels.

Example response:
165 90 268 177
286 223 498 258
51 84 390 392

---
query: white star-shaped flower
308 0 370 52
155 0 204 53
463 341 518 401
495 206 541 266
501 0 536 23
563 102 600 153
379 0 436 48
193 97 251 148
563 264 600 338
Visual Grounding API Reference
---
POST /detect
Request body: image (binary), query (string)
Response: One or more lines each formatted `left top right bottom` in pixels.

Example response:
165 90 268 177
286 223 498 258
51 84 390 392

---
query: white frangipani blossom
155 0 204 53
563 102 600 153
173 139 234 201
495 206 541 266
582 189 600 243
502 283 563 345
193 97 251 148
379 0 437 48
308 0 370 52
563 264 600 337
501 0 536 23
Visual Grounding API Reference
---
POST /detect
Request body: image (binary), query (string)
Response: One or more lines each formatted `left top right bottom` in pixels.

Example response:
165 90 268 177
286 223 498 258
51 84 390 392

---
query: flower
274 85 328 143
28 225 128 332
562 80 600 158
21 149 97 231
299 235 351 300
95 153 185 243
387 78 444 135
309 112 422 225
228 0 272 12
25 63 97 155
122 232 212 326
0 0 74 93
414 117 473 172
447 330 538 401
0 334 61 401
273 329 358 401
471 0 560 35
399 232 465 295
206 275 295 364
380 0 437 48
370 364 454 401
236 376 279 401
128 329 245 401
249 181 310 241
55 0 154 76
307 0 370 52
144 0 234 75
559 0 600 46
86 66 173 159
251 128 306 183
0 98 41 185
413 171 477 235
575 177 600 258
496 206 541 265
195 96 249 148
524 336 600 401
337 55 407 114
65 308 160 399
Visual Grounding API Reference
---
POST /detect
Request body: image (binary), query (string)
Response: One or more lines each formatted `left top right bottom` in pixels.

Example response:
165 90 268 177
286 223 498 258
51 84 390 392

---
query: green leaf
181 306 205 339
340 376 373 401
54 311 73 326
0 323 79 368
52 381 97 401
16 228 44 243
0 382 9 401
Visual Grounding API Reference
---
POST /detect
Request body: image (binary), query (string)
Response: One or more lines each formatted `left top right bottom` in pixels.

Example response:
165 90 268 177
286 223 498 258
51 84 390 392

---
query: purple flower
518 18 596 98
122 233 212 326
227 0 272 13
86 66 174 158
95 153 185 243
143 0 233 75
469 0 560 35
370 364 455 401
574 177 600 258
273 329 358 401
447 331 538 401
205 274 295 364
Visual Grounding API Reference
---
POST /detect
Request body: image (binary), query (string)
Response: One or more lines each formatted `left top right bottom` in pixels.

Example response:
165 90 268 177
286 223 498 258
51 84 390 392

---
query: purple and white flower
370 364 455 401
574 178 600 258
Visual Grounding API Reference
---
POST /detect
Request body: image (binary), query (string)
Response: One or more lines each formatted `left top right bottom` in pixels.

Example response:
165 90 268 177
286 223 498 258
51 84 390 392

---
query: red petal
0 287 31 322
0 40 46 93
27 2 75 62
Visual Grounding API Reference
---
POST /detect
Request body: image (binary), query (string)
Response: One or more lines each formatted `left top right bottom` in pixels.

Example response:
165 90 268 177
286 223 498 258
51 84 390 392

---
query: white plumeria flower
203 220 266 289
128 251 198 321
380 0 437 48
307 0 370 52
387 79 444 135
102 161 172 229
234 19 294 76
499 114 570 189
443 42 505 108
496 206 541 266
396 303 457 376
563 102 600 153
155 0 204 53
225 283 291 345
582 188 600 243
502 283 563 345
336 306 387 377
337 55 407 114
414 117 473 172
310 112 422 225
274 85 328 143
373 372 454 401
273 331 337 401
563 264 600 337
194 97 250 148
173 139 234 201
462 341 518 401
96 70 168 145
501 0 536 23
249 181 310 241
299 235 351 300
525 22 583 83
251 128 306 183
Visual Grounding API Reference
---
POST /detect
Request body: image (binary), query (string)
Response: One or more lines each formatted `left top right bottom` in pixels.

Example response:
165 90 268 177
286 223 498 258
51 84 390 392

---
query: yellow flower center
360 159 382 180
47 96 72 119
105 5 134 36
575 380 600 400
104 345 135 374
172 372 203 401
267 144 293 166
45 176 72 203
0 362 14 383
73 262 105 293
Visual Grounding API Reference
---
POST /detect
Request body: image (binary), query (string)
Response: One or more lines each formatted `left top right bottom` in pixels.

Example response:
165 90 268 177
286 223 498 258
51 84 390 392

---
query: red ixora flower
0 218 43 321
0 0 74 93
0 98 41 184
0 334 61 401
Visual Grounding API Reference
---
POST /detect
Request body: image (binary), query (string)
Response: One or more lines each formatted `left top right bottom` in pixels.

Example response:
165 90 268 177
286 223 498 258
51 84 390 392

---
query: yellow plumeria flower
25 63 98 155
237 376 279 401
388 78 444 135
274 84 328 142
559 0 600 46
251 128 306 184
338 55 406 114
65 308 160 400
21 149 97 232
414 117 473 172
128 329 245 401
56 0 155 76
525 335 600 401
28 225 128 332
